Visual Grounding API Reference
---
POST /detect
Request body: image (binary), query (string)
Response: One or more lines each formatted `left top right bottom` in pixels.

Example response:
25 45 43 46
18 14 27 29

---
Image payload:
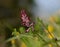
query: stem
36 33 47 43
54 38 60 47
41 21 60 47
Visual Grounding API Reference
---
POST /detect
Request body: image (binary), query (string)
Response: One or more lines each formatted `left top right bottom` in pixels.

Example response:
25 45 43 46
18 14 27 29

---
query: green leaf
19 27 25 33
12 28 17 36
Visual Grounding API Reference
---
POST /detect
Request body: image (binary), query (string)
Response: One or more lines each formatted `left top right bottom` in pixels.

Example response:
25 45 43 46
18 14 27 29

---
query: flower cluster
20 9 34 32
20 9 31 27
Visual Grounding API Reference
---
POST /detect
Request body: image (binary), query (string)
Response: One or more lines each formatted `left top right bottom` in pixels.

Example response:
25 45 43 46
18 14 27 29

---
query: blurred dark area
0 0 34 47
0 0 19 47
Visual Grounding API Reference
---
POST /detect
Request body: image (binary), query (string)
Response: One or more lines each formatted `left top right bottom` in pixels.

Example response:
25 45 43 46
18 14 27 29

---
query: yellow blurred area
48 24 54 47
11 39 27 47
11 39 15 44
49 44 53 47
48 24 54 32
48 33 54 39
21 42 26 47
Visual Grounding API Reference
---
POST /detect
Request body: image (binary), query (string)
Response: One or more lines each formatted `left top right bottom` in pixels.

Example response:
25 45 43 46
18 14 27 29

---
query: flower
48 24 54 32
20 9 34 32
20 9 30 27
48 24 54 47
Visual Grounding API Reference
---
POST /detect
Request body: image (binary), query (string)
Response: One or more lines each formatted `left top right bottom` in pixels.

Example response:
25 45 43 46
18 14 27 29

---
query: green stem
36 33 47 43
41 21 60 47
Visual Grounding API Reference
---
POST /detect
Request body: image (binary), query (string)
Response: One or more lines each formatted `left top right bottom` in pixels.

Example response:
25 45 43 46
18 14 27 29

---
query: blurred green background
0 0 60 47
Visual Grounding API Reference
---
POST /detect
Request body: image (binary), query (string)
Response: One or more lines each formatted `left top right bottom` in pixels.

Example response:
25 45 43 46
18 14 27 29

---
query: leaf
19 27 25 33
12 28 17 36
